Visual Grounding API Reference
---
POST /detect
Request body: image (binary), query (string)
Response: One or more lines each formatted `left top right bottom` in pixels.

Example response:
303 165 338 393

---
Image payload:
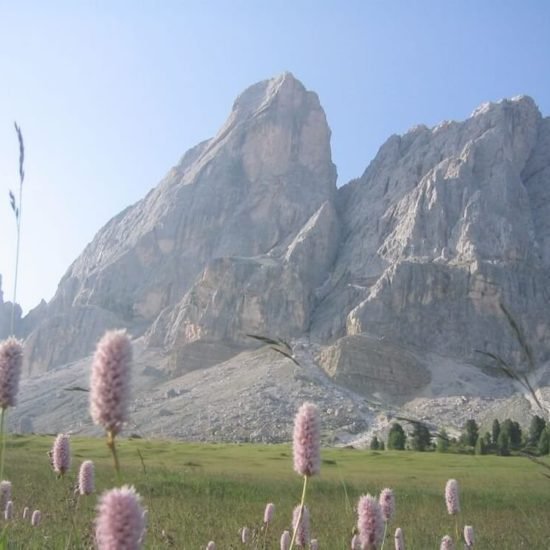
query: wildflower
206 542 216 550
4 500 12 520
440 535 455 550
394 527 405 550
351 533 360 549
78 460 95 495
310 539 319 550
445 479 460 515
293 403 321 477
264 502 275 523
464 525 474 548
280 530 291 550
90 330 132 436
292 504 310 547
52 434 71 476
357 494 384 550
22 506 29 519
0 480 12 511
379 488 395 522
241 526 250 543
0 337 23 409
95 486 146 550
31 510 41 526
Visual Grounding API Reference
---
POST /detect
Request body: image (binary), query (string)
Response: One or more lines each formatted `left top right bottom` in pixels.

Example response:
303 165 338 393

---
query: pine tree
463 419 479 447
538 428 550 456
411 423 431 452
492 419 500 446
387 423 406 450
529 415 546 446
370 436 380 450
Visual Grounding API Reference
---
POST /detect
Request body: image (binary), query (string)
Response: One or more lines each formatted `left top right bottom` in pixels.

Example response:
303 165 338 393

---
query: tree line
369 415 550 456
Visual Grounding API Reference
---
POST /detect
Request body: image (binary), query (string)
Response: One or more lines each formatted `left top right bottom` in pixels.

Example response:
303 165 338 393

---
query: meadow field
1 435 548 549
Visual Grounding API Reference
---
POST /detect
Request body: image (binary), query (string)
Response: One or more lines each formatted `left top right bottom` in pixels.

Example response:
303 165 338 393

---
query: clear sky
1 1 549 313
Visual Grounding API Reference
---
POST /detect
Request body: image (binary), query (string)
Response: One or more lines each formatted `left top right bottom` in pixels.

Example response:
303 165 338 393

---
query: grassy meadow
1 434 548 549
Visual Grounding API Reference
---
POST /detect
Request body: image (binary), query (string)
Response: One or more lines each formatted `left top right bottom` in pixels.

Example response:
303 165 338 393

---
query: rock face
0 274 22 338
13 74 550 441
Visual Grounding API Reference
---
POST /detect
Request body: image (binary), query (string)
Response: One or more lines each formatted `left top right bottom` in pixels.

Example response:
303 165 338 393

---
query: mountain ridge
3 73 549 442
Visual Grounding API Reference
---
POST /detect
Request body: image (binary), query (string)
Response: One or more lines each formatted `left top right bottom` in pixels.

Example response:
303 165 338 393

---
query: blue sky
1 1 549 313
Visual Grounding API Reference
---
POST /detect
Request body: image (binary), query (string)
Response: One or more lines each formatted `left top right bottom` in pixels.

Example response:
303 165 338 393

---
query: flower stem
288 475 308 550
107 430 121 482
381 520 389 550
0 408 6 481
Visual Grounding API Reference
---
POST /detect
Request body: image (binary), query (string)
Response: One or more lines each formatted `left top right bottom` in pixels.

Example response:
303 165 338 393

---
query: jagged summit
7 76 550 441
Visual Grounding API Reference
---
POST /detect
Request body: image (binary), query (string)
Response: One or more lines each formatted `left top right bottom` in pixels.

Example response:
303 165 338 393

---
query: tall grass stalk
10 122 25 336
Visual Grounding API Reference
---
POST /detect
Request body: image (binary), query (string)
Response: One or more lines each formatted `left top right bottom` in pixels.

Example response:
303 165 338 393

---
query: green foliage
538 427 550 456
462 419 479 447
436 428 450 453
501 419 522 450
492 418 501 446
387 423 406 450
528 415 546 446
369 436 380 451
497 431 511 456
410 423 431 452
475 435 488 455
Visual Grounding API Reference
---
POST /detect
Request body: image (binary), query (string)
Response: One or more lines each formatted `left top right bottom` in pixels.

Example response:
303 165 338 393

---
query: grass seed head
379 488 395 522
52 434 71 476
280 530 291 550
95 485 145 550
78 460 95 495
31 510 41 526
0 337 23 409
464 525 474 547
90 330 132 436
292 505 310 547
357 494 384 550
293 402 321 477
445 479 460 515
394 527 405 550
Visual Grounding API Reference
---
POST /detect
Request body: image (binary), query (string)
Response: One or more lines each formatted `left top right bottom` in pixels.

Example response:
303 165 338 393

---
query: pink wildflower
31 510 41 526
280 530 291 550
394 527 405 550
90 330 132 436
0 480 12 511
357 494 384 550
464 525 474 547
95 485 146 550
445 479 460 515
292 505 310 547
379 488 395 522
293 402 321 477
78 460 95 495
0 337 23 409
310 539 319 550
52 434 71 476
206 542 216 550
351 533 360 549
440 535 455 550
264 502 275 523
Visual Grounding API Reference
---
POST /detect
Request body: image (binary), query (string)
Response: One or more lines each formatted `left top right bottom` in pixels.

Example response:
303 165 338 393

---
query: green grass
1 435 548 548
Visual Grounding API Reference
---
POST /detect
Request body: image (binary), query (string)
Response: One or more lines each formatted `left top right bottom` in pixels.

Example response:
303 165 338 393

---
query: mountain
6 74 550 442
